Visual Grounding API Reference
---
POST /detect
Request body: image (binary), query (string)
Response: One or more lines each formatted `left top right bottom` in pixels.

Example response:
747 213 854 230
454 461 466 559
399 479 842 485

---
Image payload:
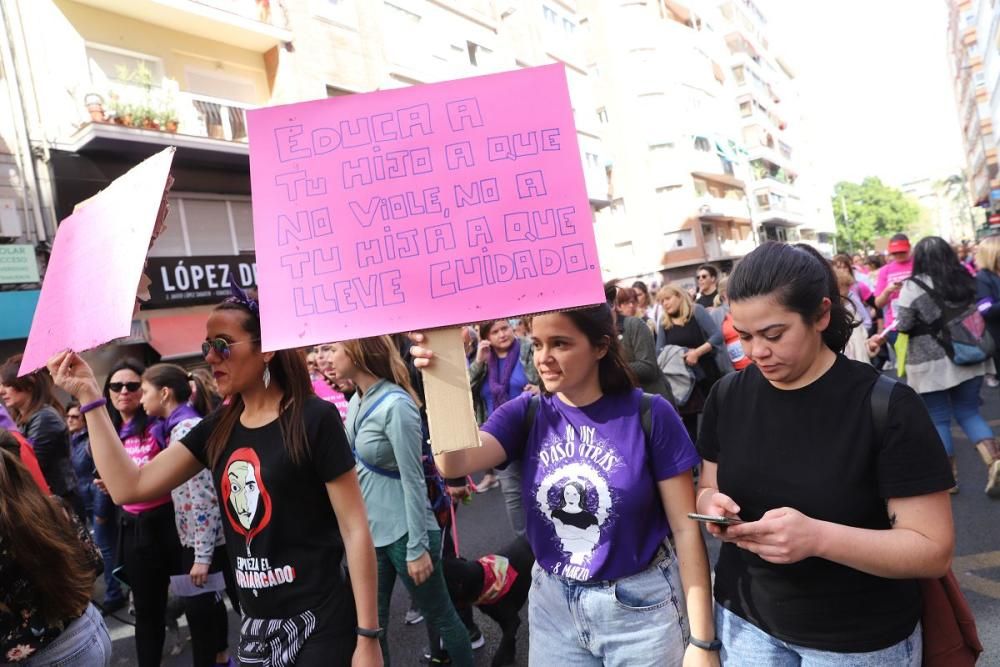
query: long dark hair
911 236 976 304
0 447 94 623
103 358 149 436
142 363 211 417
554 305 637 395
0 354 64 426
728 242 854 353
204 302 313 468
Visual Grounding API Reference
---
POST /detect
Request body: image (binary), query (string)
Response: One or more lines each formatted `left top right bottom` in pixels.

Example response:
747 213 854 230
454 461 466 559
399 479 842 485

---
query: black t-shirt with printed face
182 396 356 621
697 355 953 653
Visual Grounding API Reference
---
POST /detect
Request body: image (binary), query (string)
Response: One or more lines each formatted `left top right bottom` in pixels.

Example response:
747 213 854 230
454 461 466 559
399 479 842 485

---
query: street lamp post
839 194 854 254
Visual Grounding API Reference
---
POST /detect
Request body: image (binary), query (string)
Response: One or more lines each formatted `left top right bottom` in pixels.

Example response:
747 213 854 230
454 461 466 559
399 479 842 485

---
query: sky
756 0 965 188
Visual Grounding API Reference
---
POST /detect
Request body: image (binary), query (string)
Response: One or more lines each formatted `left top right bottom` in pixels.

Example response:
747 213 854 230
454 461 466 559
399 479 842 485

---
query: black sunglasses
201 337 259 360
108 382 141 393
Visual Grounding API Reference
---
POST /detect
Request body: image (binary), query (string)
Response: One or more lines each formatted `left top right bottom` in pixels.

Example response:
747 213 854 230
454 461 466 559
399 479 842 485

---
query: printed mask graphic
222 447 272 547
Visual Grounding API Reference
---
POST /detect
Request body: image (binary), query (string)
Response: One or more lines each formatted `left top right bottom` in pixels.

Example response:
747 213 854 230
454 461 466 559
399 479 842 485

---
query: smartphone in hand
687 512 744 526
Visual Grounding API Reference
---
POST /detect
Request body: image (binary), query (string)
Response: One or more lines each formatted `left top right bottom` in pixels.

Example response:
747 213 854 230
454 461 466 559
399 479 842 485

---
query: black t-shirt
695 292 717 309
697 355 953 652
182 396 356 621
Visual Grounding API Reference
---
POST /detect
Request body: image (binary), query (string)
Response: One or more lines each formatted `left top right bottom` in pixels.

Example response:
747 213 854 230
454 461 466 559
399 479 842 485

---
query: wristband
355 626 384 639
80 397 107 415
689 636 722 651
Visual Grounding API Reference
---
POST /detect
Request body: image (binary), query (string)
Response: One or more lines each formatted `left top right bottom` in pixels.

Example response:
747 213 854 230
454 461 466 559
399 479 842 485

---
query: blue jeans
496 461 525 537
920 376 994 455
18 603 112 667
716 606 921 666
528 544 687 666
92 490 124 604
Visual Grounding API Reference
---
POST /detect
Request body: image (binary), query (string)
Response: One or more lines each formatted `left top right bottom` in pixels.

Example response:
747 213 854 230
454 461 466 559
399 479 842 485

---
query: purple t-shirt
482 389 699 582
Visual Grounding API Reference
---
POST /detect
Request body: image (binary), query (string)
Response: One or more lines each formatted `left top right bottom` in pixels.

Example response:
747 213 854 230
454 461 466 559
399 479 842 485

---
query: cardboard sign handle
422 326 482 454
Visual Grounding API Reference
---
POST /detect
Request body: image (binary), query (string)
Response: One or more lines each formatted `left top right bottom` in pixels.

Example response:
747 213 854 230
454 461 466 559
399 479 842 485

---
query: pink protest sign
19 148 175 375
247 64 604 350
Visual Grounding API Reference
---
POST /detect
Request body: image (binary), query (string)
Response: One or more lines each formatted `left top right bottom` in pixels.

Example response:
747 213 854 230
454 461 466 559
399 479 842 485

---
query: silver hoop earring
263 364 271 389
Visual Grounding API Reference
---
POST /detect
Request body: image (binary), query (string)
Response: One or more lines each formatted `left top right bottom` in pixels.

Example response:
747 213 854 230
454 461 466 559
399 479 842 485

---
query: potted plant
156 108 178 133
135 103 159 130
84 93 105 122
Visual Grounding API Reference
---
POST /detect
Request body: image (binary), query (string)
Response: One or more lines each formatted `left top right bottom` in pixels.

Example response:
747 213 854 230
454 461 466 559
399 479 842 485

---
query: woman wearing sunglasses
102 358 184 667
48 289 381 667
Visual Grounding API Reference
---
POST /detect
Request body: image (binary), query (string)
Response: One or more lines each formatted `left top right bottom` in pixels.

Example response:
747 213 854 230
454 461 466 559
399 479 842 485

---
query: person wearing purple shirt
411 305 719 667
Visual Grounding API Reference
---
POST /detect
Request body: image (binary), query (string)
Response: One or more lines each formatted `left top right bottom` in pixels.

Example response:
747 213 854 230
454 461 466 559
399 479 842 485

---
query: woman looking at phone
696 242 954 664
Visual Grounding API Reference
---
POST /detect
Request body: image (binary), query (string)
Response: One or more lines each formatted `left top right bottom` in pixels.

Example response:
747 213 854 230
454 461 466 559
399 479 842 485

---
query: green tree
832 177 921 253
935 172 980 241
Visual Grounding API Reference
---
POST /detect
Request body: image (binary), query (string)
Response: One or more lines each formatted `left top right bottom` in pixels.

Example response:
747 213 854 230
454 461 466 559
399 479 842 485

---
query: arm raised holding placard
409 333 508 477
411 308 718 667
48 351 204 505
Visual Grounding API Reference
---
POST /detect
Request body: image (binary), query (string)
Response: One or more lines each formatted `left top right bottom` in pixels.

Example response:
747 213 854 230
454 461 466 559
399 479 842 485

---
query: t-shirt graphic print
221 447 298 595
534 425 615 578
483 390 700 582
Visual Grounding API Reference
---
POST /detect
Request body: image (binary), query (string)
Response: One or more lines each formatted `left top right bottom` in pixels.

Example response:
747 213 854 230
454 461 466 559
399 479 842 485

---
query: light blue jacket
345 379 437 561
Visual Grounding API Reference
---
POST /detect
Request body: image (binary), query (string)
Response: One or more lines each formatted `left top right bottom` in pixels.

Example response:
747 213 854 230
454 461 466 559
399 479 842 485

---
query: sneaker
986 460 1000 498
404 607 424 625
477 474 499 491
420 648 451 664
469 626 485 650
988 374 1000 388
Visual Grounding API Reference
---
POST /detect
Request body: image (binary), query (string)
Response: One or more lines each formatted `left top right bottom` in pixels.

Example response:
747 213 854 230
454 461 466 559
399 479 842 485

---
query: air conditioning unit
0 199 23 239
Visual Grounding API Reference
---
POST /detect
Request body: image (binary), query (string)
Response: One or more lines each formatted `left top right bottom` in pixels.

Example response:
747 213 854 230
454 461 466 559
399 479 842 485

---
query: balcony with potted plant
67 60 251 164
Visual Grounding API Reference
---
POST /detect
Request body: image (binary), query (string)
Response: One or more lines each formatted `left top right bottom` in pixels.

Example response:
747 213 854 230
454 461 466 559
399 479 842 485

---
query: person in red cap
874 234 913 335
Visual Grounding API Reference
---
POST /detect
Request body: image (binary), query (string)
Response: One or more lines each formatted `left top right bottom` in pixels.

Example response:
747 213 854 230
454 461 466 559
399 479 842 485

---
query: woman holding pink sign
410 305 719 667
46 286 382 667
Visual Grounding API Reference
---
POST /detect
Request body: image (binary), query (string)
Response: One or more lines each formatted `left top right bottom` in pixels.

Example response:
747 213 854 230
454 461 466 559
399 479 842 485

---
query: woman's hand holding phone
696 490 743 540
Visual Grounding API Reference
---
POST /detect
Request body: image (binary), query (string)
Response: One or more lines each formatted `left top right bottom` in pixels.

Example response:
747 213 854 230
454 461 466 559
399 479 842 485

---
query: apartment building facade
946 0 1000 222
0 0 609 361
716 0 835 258
578 0 755 285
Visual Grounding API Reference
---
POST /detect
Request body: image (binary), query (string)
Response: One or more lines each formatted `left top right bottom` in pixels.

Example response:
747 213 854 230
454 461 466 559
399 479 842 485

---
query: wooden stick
422 326 482 454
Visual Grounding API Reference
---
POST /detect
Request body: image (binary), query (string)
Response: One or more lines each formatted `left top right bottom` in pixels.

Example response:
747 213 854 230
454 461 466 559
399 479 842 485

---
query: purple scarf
0 404 17 433
487 338 521 410
151 403 201 449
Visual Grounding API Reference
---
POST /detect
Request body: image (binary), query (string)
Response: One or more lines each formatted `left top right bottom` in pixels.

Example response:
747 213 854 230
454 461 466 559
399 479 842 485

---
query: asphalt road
103 382 1000 666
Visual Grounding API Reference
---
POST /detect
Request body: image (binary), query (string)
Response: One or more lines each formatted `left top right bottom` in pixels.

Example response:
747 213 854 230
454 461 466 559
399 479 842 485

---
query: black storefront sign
147 255 257 307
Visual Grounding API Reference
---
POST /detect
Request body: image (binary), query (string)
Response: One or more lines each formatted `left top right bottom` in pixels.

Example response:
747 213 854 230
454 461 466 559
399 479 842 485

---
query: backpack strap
639 393 653 444
523 394 541 437
711 370 739 410
870 374 896 443
352 389 414 480
907 277 948 327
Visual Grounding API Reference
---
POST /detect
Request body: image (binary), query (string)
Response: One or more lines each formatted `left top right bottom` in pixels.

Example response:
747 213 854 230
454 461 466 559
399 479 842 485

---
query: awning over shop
0 290 40 341
146 312 209 360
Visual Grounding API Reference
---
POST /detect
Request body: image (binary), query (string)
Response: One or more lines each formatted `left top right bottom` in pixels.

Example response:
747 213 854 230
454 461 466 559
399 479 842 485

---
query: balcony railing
697 196 751 220
181 93 250 142
87 80 251 143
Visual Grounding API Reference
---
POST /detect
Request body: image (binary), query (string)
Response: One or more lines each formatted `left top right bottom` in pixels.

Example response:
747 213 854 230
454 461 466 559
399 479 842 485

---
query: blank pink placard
246 64 604 351
18 148 175 375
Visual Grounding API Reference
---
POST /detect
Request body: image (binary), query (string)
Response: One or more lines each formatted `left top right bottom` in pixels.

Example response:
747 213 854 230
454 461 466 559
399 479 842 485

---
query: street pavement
102 382 1000 666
